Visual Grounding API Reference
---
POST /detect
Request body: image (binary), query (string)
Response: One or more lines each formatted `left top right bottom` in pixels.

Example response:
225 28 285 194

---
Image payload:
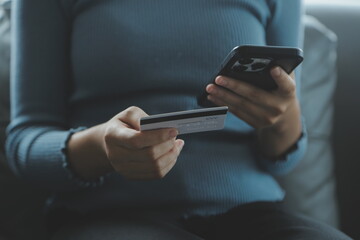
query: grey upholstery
305 3 360 239
279 3 360 239
277 15 339 227
0 4 10 172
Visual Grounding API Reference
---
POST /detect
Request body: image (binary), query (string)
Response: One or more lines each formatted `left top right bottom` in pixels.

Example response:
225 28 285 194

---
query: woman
6 0 351 239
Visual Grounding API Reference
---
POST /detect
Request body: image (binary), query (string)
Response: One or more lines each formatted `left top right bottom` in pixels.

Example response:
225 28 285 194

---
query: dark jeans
48 202 352 240
182 201 351 240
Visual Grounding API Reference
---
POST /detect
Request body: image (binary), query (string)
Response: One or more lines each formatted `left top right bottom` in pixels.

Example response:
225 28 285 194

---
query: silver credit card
140 106 228 135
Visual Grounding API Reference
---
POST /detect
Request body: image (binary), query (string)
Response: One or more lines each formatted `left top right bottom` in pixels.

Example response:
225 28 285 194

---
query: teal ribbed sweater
6 0 306 217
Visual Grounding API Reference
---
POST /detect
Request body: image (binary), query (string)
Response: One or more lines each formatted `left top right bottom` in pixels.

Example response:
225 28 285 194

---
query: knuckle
103 126 116 145
272 105 286 115
126 106 141 113
287 86 296 95
123 108 135 119
168 145 178 157
175 145 182 156
284 82 296 96
262 115 277 126
120 106 141 119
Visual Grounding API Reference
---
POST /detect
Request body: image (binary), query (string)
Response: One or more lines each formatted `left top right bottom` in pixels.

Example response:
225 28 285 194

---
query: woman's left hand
206 66 300 131
206 66 302 157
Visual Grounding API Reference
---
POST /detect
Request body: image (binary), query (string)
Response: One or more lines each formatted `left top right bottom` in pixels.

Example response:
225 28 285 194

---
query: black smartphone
197 45 304 107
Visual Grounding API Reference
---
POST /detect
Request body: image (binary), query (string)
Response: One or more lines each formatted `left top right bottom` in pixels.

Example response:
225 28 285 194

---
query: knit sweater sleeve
255 0 307 176
5 0 99 190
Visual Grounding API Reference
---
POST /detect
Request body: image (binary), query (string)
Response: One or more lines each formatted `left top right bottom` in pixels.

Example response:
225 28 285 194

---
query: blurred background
0 0 359 239
304 0 360 238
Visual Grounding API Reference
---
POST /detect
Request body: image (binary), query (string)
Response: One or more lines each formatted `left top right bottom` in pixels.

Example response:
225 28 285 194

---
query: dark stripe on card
140 109 228 125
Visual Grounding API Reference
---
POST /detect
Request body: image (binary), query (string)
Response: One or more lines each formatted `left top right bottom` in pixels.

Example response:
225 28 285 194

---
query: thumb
116 106 149 131
270 67 296 97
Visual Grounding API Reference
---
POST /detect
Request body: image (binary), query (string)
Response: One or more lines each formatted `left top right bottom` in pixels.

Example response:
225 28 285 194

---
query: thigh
183 202 352 240
51 214 203 240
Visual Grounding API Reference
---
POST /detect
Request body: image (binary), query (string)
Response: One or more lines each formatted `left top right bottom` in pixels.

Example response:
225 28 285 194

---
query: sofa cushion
0 4 10 172
277 15 339 227
306 3 360 239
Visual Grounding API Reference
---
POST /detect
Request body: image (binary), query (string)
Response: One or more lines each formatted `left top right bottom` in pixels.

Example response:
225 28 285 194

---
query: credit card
140 106 228 135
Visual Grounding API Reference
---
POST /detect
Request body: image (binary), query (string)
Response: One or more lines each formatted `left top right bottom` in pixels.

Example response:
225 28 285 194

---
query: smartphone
197 45 304 107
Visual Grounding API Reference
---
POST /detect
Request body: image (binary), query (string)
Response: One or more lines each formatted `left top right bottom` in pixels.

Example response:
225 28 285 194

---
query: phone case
198 45 304 107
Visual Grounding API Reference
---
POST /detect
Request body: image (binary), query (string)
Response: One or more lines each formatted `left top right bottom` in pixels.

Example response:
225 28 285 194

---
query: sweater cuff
255 118 308 176
61 127 105 188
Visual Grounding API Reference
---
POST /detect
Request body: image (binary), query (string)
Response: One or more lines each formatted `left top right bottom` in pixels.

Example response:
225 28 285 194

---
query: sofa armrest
0 5 10 172
306 2 360 239
277 15 339 228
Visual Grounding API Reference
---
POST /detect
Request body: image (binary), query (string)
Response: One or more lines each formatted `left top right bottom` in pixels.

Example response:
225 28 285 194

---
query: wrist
68 124 114 180
269 99 301 135
257 100 302 158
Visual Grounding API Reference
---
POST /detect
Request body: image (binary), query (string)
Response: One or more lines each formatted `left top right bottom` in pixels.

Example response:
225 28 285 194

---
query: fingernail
215 76 226 86
178 140 185 149
169 129 178 138
206 84 214 93
271 67 281 77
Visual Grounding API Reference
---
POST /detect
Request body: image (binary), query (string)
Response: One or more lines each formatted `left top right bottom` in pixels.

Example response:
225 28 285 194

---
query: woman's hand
68 106 184 181
102 106 184 180
206 67 302 158
206 67 298 130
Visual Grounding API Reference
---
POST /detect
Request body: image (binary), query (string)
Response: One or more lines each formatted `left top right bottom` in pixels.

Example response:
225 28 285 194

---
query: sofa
1 1 359 239
278 2 360 239
305 2 360 239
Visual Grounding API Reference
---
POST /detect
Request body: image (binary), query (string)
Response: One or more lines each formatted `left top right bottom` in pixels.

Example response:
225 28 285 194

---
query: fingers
270 67 296 97
110 138 177 163
206 67 298 129
108 126 178 149
139 138 178 161
212 67 296 103
104 106 185 180
118 139 185 180
108 106 179 149
207 93 280 129
213 76 275 107
145 139 184 179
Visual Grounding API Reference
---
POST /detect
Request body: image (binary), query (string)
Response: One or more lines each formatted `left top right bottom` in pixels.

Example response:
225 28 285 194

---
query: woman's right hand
68 106 184 181
102 106 184 180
